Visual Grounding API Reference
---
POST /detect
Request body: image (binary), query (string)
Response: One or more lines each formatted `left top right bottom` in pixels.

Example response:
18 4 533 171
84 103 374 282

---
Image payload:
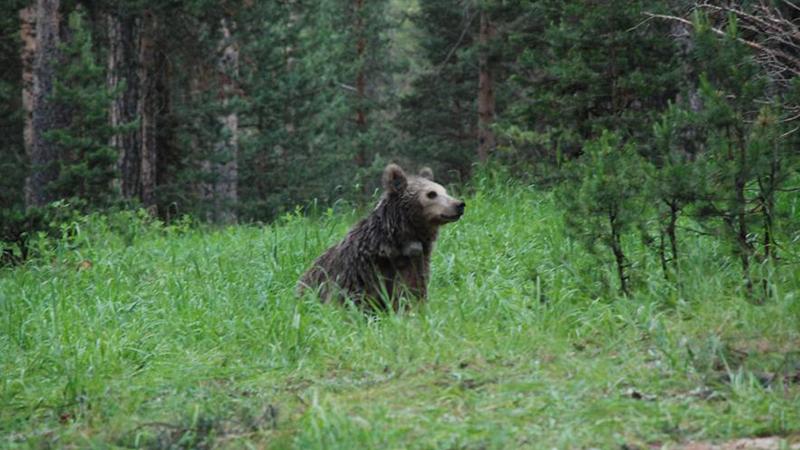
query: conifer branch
643 12 800 78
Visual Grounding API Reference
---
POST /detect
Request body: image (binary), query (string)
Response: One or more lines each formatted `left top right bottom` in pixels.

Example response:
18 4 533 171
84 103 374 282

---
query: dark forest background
1 0 799 295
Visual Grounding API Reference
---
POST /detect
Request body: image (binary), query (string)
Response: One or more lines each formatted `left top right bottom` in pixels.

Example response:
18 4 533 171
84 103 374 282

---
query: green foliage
0 79 24 213
558 131 649 295
143 1 240 221
0 199 94 267
46 9 122 209
0 0 26 214
0 9 126 268
648 102 705 278
498 0 681 172
2 180 799 448
673 14 798 295
397 0 526 179
651 104 703 203
552 8 799 294
397 0 479 179
236 0 399 221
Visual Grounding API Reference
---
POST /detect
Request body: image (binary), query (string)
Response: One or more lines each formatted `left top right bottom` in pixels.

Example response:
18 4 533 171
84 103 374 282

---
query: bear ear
382 163 407 193
419 167 434 181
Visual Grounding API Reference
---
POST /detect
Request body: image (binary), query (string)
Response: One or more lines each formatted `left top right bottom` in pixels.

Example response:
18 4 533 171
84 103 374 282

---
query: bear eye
426 191 437 199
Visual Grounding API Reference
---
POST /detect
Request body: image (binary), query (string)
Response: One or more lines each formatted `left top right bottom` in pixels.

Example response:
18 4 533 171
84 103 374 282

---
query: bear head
381 163 465 228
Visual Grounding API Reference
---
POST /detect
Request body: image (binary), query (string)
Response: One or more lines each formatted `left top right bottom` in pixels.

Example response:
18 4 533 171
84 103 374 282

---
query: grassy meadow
1 177 799 449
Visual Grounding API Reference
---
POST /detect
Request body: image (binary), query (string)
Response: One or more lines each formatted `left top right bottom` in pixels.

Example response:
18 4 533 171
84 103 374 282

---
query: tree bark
20 6 36 174
285 2 298 134
107 12 141 201
212 18 239 224
26 0 64 208
137 11 158 214
477 9 496 163
197 19 240 224
353 0 368 167
355 0 366 128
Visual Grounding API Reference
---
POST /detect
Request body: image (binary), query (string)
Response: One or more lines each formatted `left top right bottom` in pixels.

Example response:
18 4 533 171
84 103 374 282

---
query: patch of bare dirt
666 437 800 450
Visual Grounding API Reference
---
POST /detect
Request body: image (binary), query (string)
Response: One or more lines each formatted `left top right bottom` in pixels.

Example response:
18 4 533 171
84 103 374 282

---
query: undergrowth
1 176 799 449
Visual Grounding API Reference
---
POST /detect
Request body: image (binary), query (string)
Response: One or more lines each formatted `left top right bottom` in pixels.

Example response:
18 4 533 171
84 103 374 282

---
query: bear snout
456 201 465 215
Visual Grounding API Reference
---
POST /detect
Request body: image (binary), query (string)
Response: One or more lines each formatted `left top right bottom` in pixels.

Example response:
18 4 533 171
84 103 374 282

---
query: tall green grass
1 177 799 449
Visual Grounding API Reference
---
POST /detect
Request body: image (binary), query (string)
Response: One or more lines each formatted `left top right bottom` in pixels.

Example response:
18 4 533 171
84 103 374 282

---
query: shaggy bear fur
297 164 465 310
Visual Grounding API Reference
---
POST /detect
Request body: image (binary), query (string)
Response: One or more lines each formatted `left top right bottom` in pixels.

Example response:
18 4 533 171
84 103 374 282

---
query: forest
1 0 800 448
1 0 799 282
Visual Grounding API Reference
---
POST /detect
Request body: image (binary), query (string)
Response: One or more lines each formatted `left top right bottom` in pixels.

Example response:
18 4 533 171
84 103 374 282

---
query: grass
1 178 799 449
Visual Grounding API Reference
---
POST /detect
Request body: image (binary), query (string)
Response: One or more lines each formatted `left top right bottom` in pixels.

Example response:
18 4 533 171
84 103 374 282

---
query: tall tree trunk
153 33 175 220
26 0 64 208
477 9 496 163
20 6 36 174
353 0 368 167
285 2 298 135
212 18 239 224
197 19 239 224
107 12 141 200
137 11 158 214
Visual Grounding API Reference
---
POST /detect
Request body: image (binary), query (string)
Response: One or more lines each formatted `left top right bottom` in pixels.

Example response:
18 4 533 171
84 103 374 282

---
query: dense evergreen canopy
0 0 798 294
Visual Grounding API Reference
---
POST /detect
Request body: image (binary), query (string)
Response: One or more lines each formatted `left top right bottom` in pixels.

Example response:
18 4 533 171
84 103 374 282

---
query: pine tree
649 102 704 279
683 12 797 297
237 0 396 220
27 0 67 208
0 1 26 213
499 0 681 170
44 8 121 209
398 0 479 178
558 131 649 296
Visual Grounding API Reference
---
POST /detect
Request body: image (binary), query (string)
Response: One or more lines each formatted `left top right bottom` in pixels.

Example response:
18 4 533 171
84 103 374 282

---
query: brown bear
297 163 465 310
